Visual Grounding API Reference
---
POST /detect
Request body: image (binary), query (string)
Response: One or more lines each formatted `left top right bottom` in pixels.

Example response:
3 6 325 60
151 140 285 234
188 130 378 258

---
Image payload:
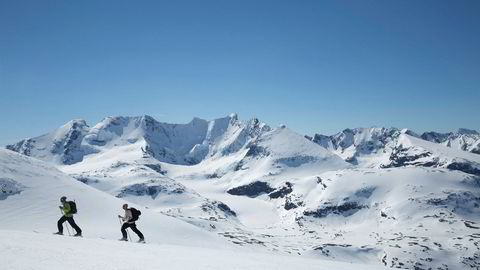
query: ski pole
127 229 132 242
65 222 71 236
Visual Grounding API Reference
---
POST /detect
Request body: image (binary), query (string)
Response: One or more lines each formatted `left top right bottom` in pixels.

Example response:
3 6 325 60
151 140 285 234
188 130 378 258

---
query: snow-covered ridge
6 119 89 164
309 127 480 167
6 114 275 166
7 115 478 168
4 115 480 269
420 128 480 154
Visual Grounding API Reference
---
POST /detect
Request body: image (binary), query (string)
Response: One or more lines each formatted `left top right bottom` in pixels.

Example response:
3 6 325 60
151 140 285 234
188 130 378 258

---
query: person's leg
130 223 144 240
57 216 67 234
67 217 82 234
120 223 129 239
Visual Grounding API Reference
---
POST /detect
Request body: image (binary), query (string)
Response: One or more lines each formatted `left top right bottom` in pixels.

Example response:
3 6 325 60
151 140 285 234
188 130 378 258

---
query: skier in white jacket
118 203 144 242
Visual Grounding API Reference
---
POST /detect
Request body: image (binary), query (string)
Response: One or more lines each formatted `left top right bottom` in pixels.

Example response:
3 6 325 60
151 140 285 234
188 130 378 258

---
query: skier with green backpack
118 203 144 243
54 196 82 237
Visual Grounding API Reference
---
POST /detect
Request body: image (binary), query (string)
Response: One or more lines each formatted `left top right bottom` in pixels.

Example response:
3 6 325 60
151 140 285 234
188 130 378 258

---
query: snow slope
0 149 384 270
5 114 480 269
0 230 385 270
295 167 480 269
382 134 480 177
53 117 349 236
0 149 228 248
169 162 480 269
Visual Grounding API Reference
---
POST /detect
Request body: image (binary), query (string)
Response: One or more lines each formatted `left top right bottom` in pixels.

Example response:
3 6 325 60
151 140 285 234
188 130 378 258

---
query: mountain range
3 114 480 269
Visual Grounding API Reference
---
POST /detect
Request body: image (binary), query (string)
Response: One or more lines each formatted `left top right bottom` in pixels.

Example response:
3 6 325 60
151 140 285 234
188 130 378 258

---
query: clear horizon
1 0 479 146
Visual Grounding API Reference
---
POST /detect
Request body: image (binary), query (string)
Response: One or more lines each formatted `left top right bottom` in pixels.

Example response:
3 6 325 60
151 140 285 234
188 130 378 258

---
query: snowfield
0 149 228 248
4 114 480 269
0 149 384 270
0 230 386 270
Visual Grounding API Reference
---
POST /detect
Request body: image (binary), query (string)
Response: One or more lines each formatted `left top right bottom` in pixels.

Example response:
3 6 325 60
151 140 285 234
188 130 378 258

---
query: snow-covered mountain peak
65 118 88 128
188 115 272 162
396 133 480 163
310 125 480 167
400 128 419 137
310 127 404 166
420 128 480 154
377 133 480 179
229 112 238 121
4 117 480 269
6 114 275 166
6 118 90 164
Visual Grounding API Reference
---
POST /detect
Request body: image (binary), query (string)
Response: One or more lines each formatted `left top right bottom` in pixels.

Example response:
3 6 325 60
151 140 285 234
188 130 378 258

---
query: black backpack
130 207 141 221
68 201 77 214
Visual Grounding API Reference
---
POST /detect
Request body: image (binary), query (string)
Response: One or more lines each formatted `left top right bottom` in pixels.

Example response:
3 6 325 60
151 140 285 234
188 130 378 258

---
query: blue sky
1 0 479 145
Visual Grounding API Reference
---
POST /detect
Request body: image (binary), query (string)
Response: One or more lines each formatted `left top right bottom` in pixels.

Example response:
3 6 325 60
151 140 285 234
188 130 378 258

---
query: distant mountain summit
7 114 259 165
6 119 89 164
309 127 480 165
8 114 337 167
7 116 479 168
420 128 480 154
308 127 405 166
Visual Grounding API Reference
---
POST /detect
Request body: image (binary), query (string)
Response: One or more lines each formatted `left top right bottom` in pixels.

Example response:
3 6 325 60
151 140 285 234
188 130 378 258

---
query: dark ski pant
57 216 82 234
121 222 144 239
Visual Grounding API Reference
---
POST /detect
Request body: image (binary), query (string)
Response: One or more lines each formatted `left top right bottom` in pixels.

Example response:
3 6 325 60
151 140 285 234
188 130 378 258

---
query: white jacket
121 209 133 223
